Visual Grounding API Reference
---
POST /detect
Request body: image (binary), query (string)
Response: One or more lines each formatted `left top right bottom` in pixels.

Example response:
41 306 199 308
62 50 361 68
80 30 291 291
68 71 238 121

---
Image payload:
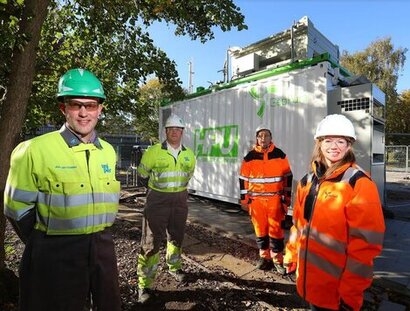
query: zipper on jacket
86 149 90 173
302 178 320 299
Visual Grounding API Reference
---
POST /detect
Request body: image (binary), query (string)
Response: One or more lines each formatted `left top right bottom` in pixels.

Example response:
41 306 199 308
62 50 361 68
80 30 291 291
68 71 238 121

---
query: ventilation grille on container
337 97 370 112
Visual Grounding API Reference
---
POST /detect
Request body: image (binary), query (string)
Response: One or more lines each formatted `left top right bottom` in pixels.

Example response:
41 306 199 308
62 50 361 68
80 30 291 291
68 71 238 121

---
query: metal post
226 47 241 82
226 49 229 83
188 61 194 94
291 21 295 63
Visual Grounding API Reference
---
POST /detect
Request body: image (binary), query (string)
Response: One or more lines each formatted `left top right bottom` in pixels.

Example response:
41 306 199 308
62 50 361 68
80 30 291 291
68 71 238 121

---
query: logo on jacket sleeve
323 191 337 199
101 164 112 173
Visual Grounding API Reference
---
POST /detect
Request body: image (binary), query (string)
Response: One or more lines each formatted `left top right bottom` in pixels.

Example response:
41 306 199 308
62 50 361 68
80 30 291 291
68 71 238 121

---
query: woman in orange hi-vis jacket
239 125 293 273
284 114 385 311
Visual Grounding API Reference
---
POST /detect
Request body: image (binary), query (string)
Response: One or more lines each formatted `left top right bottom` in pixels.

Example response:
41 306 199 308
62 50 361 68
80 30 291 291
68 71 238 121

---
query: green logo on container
194 125 239 160
249 85 277 118
248 84 305 118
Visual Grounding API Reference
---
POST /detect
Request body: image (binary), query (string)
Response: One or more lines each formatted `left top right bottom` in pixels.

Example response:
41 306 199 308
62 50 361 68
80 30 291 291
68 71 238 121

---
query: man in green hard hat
4 68 121 310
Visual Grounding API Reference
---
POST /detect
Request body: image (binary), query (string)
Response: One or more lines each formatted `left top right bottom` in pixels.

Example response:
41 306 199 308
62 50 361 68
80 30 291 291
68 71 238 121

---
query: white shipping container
160 61 334 205
158 16 385 209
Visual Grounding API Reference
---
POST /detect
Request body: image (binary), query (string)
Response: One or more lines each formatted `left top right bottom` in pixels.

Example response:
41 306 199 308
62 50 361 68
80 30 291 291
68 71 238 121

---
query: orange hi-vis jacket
239 143 293 208
284 162 385 311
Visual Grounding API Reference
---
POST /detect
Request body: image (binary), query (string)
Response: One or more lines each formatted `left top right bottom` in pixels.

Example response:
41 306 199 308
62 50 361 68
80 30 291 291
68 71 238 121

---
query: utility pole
188 60 194 94
226 46 241 82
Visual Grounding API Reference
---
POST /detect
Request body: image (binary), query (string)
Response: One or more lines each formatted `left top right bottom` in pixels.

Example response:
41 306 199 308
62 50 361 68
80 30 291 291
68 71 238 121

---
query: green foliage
138 0 248 42
340 37 408 144
1 0 247 135
133 78 178 142
390 90 410 145
0 0 28 104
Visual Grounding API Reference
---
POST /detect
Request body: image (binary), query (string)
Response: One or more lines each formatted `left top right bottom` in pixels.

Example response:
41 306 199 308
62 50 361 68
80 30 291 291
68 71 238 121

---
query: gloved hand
281 203 288 215
240 198 251 212
281 215 293 230
240 203 249 212
339 299 353 311
284 262 297 275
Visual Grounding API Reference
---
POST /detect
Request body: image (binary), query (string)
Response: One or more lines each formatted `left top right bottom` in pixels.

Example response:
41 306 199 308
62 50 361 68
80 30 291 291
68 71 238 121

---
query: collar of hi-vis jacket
254 142 274 153
59 123 102 149
304 161 364 221
310 161 369 182
161 140 187 151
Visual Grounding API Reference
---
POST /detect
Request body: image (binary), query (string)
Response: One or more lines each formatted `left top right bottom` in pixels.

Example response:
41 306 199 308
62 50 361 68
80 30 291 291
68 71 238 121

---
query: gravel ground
3 215 393 311
3 175 410 310
4 217 309 311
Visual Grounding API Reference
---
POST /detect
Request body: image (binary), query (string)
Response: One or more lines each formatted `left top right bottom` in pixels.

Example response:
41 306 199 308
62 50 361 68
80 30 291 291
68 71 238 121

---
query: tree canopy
340 37 408 144
1 0 248 133
134 78 165 142
391 90 410 144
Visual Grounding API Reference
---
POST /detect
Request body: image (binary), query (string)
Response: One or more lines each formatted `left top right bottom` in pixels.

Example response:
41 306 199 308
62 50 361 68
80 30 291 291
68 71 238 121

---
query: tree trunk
0 0 50 305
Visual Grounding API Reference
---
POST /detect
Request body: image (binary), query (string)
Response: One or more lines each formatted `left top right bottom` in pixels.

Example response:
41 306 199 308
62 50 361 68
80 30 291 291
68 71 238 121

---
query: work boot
168 269 187 282
138 288 152 304
273 262 286 274
256 258 273 270
271 251 285 274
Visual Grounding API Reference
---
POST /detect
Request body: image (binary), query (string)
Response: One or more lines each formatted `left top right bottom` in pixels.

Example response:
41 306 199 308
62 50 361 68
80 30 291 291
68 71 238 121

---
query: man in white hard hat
136 113 196 304
239 124 293 273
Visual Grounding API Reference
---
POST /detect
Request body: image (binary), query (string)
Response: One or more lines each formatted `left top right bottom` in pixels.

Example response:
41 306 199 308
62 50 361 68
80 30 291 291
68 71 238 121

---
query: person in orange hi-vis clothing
284 114 385 311
239 125 293 273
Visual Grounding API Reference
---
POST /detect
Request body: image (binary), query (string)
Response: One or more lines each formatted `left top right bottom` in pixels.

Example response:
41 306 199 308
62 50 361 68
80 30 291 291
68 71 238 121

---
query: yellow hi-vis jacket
4 125 120 235
137 142 196 193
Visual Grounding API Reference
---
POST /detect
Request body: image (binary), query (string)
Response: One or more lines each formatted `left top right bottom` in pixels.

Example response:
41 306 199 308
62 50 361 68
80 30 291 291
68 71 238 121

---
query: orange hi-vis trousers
248 196 286 259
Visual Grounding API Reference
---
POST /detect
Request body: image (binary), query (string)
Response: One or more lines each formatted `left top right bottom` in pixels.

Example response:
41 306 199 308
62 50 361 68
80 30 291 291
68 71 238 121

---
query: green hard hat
57 68 106 101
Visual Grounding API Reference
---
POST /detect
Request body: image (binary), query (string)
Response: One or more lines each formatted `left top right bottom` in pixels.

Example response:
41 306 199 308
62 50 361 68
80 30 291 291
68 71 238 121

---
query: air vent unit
234 53 259 76
337 97 370 112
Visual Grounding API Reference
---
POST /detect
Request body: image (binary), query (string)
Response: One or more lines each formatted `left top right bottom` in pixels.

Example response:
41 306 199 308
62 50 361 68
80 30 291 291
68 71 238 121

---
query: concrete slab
182 234 201 248
184 243 225 263
204 253 256 276
374 219 410 288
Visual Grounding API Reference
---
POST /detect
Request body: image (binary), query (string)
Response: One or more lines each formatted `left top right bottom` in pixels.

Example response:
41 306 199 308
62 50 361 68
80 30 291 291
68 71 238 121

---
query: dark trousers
19 228 121 311
140 189 188 257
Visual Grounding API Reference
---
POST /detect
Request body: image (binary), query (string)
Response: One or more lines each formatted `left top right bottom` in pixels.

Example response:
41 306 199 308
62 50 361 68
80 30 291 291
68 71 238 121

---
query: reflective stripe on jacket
239 143 293 205
285 162 385 310
137 141 196 193
4 125 120 235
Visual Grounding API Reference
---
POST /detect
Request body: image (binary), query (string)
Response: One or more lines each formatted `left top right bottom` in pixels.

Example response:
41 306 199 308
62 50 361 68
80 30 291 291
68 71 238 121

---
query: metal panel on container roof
304 16 340 64
229 16 340 80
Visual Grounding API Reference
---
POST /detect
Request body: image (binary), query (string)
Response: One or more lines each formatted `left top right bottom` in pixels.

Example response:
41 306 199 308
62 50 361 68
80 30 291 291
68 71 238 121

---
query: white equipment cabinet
328 83 386 203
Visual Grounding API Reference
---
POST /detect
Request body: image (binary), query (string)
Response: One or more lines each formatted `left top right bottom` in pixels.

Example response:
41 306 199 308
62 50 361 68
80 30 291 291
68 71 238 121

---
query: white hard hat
255 124 271 136
165 113 185 128
314 114 356 140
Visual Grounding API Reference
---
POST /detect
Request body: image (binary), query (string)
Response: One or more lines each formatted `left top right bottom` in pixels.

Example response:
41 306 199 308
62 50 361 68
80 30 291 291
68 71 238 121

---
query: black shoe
138 288 152 304
256 258 273 270
168 269 186 282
